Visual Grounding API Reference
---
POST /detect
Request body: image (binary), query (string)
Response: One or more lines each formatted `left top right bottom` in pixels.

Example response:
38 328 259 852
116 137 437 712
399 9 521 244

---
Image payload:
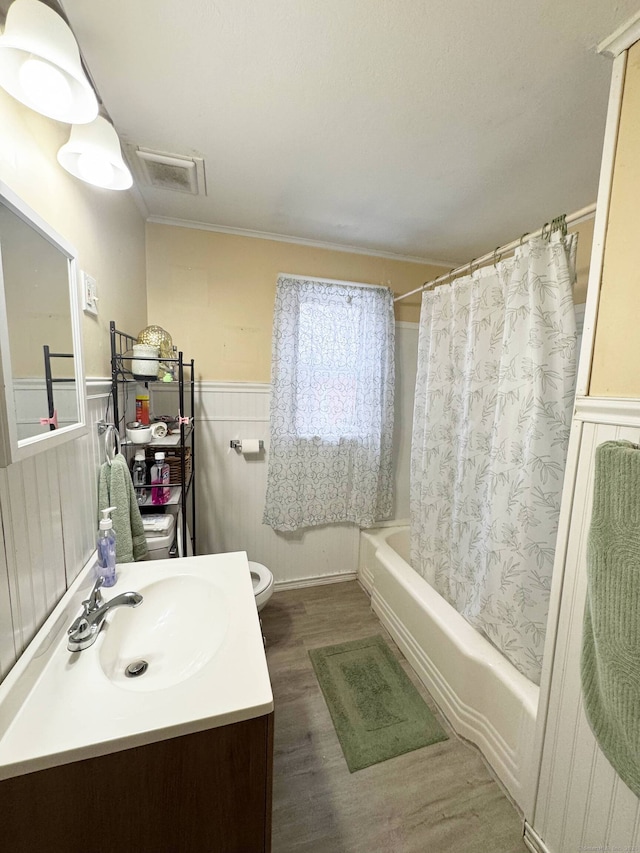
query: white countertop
0 552 273 781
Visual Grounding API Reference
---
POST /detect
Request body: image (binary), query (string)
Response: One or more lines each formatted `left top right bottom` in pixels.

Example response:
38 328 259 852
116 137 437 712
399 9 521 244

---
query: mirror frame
0 181 87 467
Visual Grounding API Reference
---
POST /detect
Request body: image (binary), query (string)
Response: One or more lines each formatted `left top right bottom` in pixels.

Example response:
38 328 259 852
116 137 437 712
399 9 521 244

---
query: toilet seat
248 561 274 611
249 561 272 595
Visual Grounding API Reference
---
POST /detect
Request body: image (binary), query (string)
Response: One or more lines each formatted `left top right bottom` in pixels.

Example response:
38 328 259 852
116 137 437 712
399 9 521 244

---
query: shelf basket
145 446 192 485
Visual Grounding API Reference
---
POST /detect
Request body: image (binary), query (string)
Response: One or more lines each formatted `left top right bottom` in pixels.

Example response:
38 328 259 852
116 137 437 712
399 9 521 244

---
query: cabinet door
0 714 274 853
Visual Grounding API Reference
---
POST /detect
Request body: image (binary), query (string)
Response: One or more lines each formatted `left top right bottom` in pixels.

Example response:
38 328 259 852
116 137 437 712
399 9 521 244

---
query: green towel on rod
581 440 640 797
98 452 148 564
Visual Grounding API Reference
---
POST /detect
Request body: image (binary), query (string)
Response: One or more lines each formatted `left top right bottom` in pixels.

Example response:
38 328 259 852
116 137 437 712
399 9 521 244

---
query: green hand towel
581 440 640 797
98 453 148 563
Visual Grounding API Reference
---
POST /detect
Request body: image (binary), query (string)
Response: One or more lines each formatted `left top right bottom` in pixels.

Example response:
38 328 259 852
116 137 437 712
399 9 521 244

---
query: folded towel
581 440 640 796
98 453 148 563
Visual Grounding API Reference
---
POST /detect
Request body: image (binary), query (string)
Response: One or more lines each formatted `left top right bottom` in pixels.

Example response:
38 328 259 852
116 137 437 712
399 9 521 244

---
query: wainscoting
0 380 110 681
195 322 418 588
195 382 362 587
528 398 640 853
0 323 419 675
13 379 79 441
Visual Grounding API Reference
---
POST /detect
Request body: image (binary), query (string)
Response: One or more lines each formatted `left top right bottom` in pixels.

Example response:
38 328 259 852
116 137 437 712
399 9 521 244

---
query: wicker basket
146 447 191 485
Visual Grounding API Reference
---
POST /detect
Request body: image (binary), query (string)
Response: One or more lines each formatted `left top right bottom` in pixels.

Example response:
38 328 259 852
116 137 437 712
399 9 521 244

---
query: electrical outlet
82 271 98 316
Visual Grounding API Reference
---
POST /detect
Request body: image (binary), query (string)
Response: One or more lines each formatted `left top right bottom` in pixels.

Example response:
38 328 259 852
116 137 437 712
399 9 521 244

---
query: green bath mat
309 634 448 772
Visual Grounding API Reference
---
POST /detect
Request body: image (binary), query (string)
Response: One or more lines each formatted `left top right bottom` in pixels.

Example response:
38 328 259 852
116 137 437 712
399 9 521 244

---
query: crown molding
145 215 456 267
598 10 640 57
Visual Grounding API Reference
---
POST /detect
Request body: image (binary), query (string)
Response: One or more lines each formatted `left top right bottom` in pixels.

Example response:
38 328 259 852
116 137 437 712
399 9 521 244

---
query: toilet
143 513 176 560
249 561 274 611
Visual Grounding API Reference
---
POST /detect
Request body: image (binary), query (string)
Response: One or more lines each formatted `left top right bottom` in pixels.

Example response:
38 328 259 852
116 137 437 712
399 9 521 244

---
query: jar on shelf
131 344 159 380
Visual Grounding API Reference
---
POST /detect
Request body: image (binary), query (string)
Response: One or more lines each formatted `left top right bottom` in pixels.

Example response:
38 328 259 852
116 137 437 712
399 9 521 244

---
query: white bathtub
359 525 539 812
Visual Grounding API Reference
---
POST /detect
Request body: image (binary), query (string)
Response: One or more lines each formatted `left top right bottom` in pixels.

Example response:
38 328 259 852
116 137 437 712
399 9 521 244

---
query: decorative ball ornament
136 325 173 361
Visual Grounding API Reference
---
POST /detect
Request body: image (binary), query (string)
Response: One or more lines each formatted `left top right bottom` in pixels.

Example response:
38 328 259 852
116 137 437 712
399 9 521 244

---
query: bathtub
359 525 539 812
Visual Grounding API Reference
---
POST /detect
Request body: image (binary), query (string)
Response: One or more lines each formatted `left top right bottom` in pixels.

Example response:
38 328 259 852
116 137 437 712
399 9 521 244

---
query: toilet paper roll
241 439 261 455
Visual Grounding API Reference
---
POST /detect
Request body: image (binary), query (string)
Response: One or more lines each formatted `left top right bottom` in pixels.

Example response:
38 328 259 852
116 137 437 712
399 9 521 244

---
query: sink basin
99 576 228 691
0 552 273 782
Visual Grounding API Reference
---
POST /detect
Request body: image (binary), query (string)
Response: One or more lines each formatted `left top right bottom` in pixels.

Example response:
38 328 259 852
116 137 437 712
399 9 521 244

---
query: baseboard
358 564 374 594
274 572 357 592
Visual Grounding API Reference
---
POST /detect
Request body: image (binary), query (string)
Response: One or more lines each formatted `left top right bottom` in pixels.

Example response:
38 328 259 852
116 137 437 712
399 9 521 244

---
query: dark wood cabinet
0 713 273 853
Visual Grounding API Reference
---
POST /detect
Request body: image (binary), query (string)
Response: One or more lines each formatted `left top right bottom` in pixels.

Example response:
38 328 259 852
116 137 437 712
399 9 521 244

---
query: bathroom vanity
0 552 274 853
0 714 273 852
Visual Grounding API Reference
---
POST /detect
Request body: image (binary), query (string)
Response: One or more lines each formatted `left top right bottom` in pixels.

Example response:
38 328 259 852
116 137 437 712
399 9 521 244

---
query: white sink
0 552 273 782
99 576 229 691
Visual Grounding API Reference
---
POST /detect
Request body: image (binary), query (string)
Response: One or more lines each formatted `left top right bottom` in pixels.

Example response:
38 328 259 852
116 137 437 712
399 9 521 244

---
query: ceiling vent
127 147 207 195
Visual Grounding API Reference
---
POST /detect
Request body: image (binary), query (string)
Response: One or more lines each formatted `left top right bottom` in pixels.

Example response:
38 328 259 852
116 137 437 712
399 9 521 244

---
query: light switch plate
82 271 98 316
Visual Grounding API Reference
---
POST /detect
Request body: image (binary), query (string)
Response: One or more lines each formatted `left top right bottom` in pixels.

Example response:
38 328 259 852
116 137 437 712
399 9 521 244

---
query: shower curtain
410 235 577 684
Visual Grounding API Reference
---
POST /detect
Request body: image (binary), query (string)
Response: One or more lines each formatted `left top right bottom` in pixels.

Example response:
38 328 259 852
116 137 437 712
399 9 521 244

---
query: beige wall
0 90 147 377
590 41 640 396
146 217 594 383
145 223 446 381
571 215 594 306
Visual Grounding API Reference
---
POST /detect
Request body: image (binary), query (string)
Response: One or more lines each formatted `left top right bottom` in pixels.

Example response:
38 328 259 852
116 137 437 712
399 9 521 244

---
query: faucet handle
67 617 92 641
68 576 104 635
68 615 90 637
87 576 104 611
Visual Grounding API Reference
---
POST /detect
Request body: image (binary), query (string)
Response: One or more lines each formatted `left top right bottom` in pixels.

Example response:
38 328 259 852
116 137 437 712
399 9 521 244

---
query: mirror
0 182 86 466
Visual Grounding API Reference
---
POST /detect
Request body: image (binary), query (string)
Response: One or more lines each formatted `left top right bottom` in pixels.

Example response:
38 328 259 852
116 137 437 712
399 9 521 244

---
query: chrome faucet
67 576 143 652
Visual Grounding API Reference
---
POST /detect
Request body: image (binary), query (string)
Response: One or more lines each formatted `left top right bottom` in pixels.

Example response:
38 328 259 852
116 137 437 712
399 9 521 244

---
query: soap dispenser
97 506 117 587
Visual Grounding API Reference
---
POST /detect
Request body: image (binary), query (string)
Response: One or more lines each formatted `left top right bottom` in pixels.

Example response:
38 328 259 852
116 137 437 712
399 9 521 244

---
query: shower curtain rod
393 202 596 303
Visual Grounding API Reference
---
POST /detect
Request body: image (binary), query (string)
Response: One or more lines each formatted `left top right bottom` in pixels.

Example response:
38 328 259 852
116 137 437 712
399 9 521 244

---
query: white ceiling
61 0 640 263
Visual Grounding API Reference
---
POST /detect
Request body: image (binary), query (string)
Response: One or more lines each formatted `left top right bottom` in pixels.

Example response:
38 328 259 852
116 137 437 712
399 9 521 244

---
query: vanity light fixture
57 116 133 190
0 0 98 123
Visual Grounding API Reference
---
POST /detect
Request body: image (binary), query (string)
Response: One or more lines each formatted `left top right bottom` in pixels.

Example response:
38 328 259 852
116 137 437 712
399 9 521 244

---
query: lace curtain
263 276 395 532
410 235 577 684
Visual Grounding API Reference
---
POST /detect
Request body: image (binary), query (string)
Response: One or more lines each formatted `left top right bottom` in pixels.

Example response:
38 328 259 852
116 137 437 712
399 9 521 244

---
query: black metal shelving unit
109 321 196 557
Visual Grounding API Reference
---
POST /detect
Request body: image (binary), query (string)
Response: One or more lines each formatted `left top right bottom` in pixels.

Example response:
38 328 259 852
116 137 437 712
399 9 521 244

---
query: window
295 299 364 439
263 275 395 531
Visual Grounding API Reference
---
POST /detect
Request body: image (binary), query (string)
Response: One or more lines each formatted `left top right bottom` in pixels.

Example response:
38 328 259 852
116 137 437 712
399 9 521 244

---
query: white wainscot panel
58 383 111 586
13 380 79 440
532 416 640 853
196 382 361 586
0 383 109 681
392 322 418 522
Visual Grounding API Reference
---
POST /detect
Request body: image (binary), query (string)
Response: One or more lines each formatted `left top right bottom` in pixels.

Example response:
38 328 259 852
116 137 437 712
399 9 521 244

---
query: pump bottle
97 506 117 587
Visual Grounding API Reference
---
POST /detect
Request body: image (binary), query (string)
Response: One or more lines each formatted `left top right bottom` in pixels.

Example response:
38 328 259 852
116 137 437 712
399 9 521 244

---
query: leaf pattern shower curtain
263 276 395 532
410 235 577 684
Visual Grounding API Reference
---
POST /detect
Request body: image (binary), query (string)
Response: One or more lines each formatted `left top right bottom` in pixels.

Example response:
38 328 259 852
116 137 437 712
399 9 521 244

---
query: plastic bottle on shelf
96 506 117 587
132 451 147 505
135 394 150 425
151 451 170 505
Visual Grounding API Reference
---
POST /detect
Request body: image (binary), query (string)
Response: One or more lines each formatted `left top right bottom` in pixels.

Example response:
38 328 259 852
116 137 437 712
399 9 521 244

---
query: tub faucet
67 576 143 652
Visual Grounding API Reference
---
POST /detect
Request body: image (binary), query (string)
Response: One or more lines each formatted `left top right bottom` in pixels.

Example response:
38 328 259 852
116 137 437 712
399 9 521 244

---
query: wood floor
261 580 528 853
